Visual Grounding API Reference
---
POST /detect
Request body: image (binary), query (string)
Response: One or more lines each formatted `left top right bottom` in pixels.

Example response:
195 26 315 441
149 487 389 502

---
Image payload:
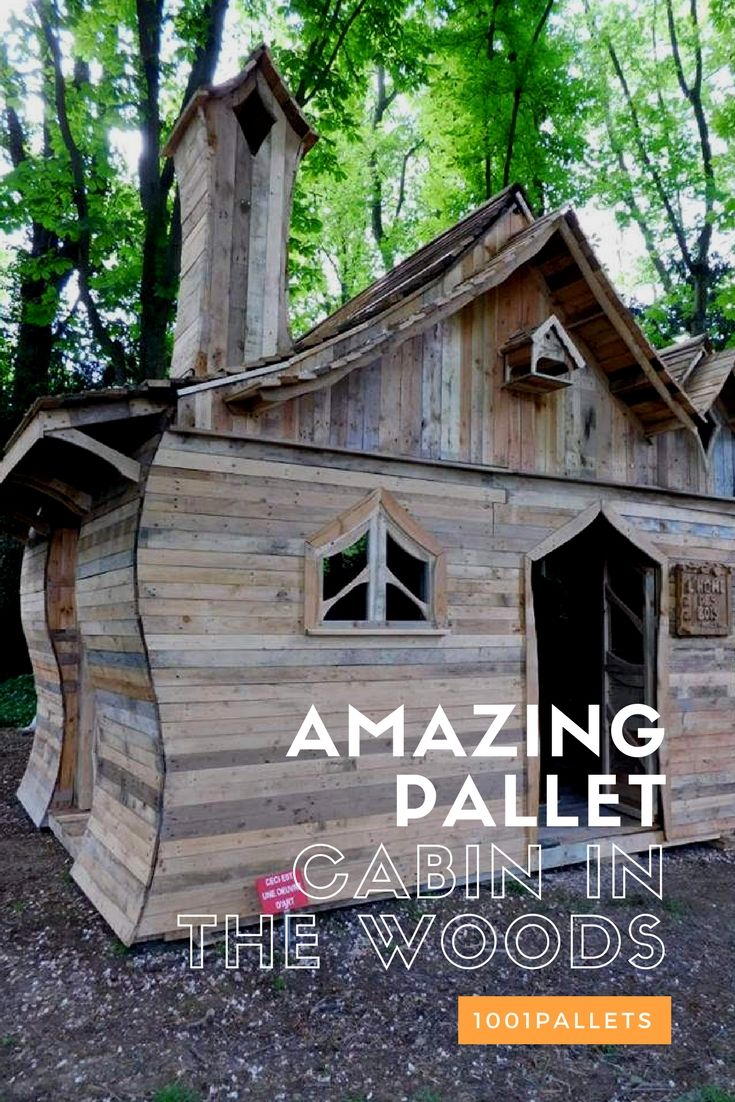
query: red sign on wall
255 869 309 914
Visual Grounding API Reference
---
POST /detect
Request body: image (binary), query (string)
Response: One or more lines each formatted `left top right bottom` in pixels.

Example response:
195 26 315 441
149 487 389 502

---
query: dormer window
304 489 447 633
503 314 585 393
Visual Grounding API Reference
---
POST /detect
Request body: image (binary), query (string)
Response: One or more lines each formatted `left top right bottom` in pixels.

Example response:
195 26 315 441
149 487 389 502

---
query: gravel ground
1 727 734 1102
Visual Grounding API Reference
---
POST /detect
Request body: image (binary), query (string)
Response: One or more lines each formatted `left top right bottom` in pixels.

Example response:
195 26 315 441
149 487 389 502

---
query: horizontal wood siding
71 451 164 945
136 431 735 938
137 430 525 937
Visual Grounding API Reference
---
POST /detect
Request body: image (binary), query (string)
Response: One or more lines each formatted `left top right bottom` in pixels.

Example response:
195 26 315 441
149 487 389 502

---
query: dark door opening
532 515 660 838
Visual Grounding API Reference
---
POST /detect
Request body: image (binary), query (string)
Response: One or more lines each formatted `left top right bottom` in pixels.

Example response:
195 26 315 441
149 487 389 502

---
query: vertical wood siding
178 267 720 496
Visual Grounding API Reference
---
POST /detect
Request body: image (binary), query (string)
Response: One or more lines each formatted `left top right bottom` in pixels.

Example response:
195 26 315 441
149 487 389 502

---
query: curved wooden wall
70 450 166 945
16 533 65 826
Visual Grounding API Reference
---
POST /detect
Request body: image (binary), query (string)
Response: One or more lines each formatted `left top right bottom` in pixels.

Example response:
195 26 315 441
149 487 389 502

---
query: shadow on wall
0 530 29 679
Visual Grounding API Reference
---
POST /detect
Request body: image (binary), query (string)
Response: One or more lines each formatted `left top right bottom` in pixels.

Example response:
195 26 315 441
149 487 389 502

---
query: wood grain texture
130 430 735 939
179 259 729 496
70 436 165 944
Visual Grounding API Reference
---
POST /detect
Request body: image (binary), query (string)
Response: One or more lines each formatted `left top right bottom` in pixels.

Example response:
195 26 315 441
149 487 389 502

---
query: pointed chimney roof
163 43 317 158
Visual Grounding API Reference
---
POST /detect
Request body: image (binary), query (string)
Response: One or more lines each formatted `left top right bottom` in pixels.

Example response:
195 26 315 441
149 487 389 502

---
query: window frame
304 488 448 635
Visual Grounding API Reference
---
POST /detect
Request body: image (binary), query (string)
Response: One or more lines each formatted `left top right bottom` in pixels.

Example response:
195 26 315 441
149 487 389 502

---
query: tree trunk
10 233 73 420
136 0 228 379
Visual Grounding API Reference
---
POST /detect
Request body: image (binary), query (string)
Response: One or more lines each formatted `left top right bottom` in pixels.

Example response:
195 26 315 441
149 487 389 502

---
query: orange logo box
458 996 671 1045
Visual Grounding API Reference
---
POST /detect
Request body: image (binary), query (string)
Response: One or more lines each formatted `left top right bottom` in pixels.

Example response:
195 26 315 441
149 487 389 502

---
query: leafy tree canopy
0 0 733 440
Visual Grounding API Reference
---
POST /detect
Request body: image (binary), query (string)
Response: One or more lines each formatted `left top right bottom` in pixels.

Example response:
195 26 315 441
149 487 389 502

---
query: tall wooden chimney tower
164 45 317 378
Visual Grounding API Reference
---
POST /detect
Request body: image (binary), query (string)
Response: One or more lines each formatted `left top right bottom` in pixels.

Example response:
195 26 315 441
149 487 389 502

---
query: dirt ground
1 728 734 1102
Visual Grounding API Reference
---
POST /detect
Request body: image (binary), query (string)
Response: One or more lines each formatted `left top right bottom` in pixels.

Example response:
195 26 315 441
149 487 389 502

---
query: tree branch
300 0 370 107
36 0 130 382
604 110 674 292
588 0 694 271
159 0 229 195
295 0 342 103
502 0 555 187
3 104 26 168
395 141 421 220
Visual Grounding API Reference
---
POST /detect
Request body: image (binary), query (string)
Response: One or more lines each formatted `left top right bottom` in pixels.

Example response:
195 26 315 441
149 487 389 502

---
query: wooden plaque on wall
674 562 732 637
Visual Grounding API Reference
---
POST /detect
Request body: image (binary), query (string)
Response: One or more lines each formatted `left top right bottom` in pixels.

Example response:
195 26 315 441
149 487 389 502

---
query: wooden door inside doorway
532 515 660 828
602 553 658 815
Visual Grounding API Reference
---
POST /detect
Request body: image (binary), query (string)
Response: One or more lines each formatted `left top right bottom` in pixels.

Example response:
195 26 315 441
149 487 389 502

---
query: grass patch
661 897 689 919
675 1090 735 1102
0 674 35 728
152 1084 201 1102
501 877 533 897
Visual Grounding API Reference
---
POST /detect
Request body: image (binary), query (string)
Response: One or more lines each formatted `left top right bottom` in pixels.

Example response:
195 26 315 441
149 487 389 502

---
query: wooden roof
679 348 735 416
201 200 708 437
0 384 176 540
297 184 532 348
659 334 711 385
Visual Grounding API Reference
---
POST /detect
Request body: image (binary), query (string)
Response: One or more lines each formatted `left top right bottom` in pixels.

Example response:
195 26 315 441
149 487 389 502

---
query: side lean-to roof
180 184 734 440
0 383 176 538
659 335 735 418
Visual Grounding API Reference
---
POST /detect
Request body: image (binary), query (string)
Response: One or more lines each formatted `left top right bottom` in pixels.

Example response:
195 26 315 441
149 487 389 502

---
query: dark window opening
386 583 426 621
607 596 644 664
324 582 368 622
697 411 719 452
234 88 275 156
386 533 427 600
536 355 568 378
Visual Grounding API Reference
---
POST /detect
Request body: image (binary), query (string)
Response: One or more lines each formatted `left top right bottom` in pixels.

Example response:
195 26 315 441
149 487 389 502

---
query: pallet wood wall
17 534 65 826
177 268 721 496
70 451 164 944
132 430 735 938
709 421 735 498
48 527 81 807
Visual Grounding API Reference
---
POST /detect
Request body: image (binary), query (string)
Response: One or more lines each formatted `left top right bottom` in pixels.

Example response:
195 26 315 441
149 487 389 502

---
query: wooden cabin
3 45 735 944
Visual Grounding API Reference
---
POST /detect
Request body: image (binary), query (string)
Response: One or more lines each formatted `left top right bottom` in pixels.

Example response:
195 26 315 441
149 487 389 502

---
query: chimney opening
234 88 275 156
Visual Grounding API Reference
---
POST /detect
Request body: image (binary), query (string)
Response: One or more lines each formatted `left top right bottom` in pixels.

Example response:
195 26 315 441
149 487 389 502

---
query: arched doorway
528 505 668 844
46 525 95 858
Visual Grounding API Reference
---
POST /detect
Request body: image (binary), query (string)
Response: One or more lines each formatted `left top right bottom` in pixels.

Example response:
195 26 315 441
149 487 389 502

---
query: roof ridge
295 183 533 350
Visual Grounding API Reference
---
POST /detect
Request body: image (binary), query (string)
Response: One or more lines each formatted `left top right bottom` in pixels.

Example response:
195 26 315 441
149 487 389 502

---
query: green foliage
419 0 589 218
674 1090 735 1102
1 0 734 401
287 0 590 330
151 1085 201 1102
580 0 735 343
0 674 35 727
